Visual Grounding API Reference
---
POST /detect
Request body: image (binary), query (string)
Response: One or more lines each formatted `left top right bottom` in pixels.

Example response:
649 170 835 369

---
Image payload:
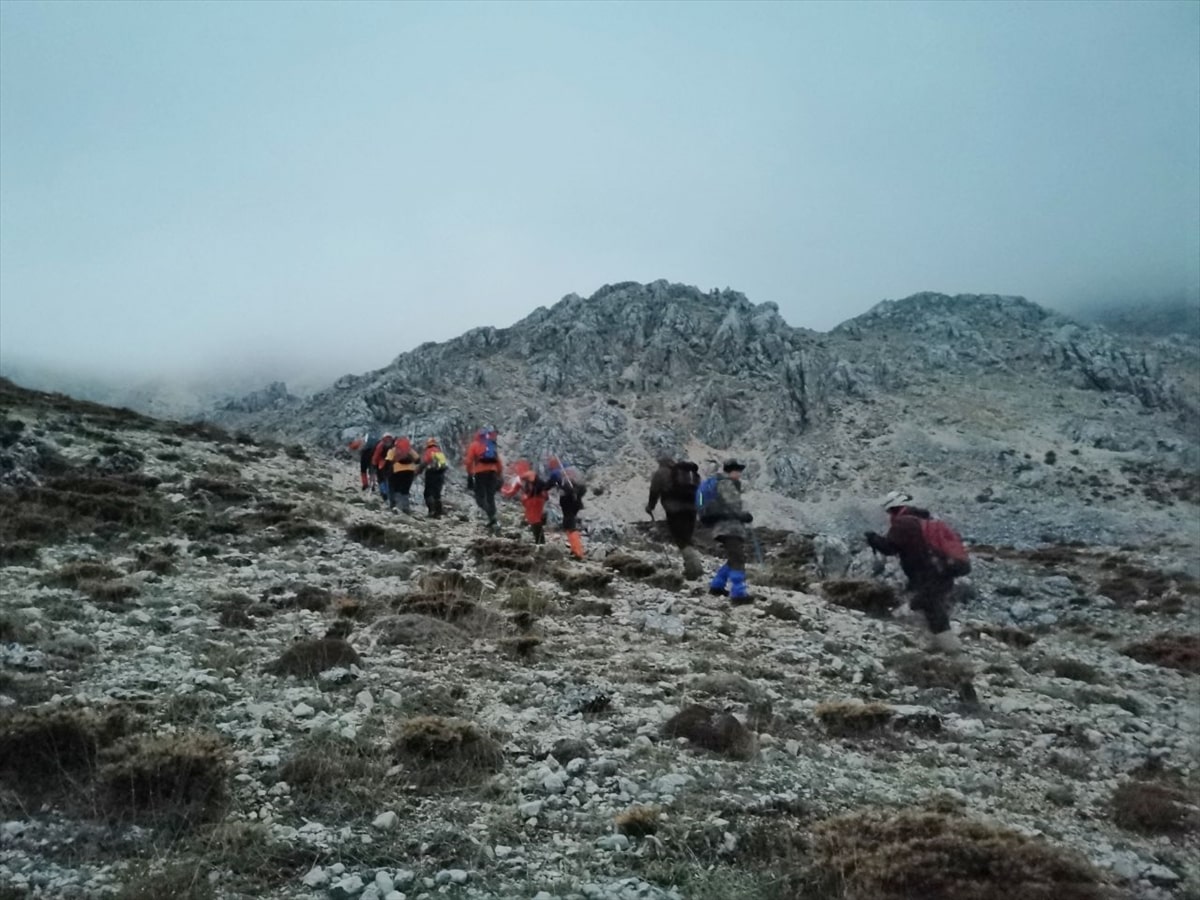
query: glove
865 531 883 551
740 512 754 524
467 475 475 491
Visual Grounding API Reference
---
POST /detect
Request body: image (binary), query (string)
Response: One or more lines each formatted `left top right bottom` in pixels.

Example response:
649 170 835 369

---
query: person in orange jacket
519 470 550 544
386 437 420 513
465 427 503 528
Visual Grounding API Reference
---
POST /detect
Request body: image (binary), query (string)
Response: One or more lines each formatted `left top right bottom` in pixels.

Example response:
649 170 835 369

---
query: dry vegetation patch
1122 632 1200 674
279 734 393 820
98 732 228 828
391 716 504 786
615 804 661 837
265 638 362 677
810 808 1110 900
1109 780 1199 836
815 701 896 737
0 706 138 808
885 651 973 692
822 580 899 617
661 705 758 760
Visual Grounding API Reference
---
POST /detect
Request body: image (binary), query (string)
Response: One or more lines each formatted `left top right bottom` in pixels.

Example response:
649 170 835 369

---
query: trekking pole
750 527 764 564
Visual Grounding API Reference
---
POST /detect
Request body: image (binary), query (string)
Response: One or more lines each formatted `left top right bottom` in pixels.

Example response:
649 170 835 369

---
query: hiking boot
709 586 729 597
729 594 755 606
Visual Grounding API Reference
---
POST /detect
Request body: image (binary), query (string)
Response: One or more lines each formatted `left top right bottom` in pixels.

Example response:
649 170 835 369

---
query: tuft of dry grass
79 578 140 606
822 580 899 617
391 716 504 786
279 734 393 821
886 651 974 691
961 622 1038 648
810 808 1110 900
603 551 658 579
1109 780 1199 836
0 706 138 805
815 701 895 737
661 705 758 760
265 638 361 677
1122 632 1200 674
98 732 229 829
40 560 124 588
188 477 254 501
615 804 661 837
346 521 423 553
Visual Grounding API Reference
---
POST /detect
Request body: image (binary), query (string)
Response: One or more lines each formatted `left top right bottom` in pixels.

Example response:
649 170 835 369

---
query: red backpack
920 518 971 577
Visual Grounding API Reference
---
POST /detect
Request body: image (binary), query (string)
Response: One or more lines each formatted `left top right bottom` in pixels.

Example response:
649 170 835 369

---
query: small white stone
596 834 630 851
494 845 513 859
356 690 375 710
565 757 588 777
541 773 568 794
519 800 543 817
374 871 395 894
448 869 468 884
300 866 328 887
330 863 347 876
291 703 315 718
372 811 398 830
384 893 406 900
383 690 404 709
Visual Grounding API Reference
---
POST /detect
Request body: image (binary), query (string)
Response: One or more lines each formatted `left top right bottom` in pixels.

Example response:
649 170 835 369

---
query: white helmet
881 490 913 510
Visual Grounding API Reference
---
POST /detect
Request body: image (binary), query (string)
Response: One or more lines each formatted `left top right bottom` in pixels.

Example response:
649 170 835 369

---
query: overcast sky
1 0 1197 385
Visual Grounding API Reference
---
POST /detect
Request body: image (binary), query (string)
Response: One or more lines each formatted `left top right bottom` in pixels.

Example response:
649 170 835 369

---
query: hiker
465 427 503 528
386 437 420 513
371 434 395 501
357 433 379 491
546 456 586 560
699 460 755 605
419 437 448 517
865 491 971 654
520 470 551 544
647 456 703 579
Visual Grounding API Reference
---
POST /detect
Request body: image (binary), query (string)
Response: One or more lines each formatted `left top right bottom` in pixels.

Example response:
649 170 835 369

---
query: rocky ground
0 379 1198 900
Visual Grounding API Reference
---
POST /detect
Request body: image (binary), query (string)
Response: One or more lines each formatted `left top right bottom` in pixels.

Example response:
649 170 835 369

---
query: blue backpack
480 436 498 463
696 476 722 524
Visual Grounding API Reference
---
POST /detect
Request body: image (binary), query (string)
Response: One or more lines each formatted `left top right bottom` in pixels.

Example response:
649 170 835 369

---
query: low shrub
814 701 895 737
811 808 1109 900
98 732 229 828
265 638 361 677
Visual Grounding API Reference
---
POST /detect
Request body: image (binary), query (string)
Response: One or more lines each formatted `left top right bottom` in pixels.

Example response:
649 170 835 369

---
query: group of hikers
349 430 972 655
350 427 590 560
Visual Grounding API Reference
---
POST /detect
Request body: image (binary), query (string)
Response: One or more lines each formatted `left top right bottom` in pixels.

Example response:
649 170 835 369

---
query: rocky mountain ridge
213 283 1199 556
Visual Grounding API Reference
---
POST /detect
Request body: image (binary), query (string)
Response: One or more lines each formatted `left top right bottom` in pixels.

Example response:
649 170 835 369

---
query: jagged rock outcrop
217 381 298 415
212 283 1199 539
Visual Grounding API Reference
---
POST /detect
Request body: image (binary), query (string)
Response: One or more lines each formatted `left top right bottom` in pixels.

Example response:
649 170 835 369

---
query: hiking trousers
711 536 749 600
560 492 583 531
424 469 445 516
388 471 415 511
473 471 499 523
910 575 954 635
665 508 697 549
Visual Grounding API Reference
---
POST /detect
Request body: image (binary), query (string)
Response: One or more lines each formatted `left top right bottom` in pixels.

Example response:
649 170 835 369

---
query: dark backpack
672 464 700 498
920 518 971 577
480 437 498 463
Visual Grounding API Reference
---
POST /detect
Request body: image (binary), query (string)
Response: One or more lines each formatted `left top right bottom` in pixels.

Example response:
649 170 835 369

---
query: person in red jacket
519 470 550 544
865 491 963 654
465 427 503 528
371 435 394 501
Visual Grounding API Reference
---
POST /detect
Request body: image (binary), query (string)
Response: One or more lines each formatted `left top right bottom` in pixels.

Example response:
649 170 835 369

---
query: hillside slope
1 379 1197 899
